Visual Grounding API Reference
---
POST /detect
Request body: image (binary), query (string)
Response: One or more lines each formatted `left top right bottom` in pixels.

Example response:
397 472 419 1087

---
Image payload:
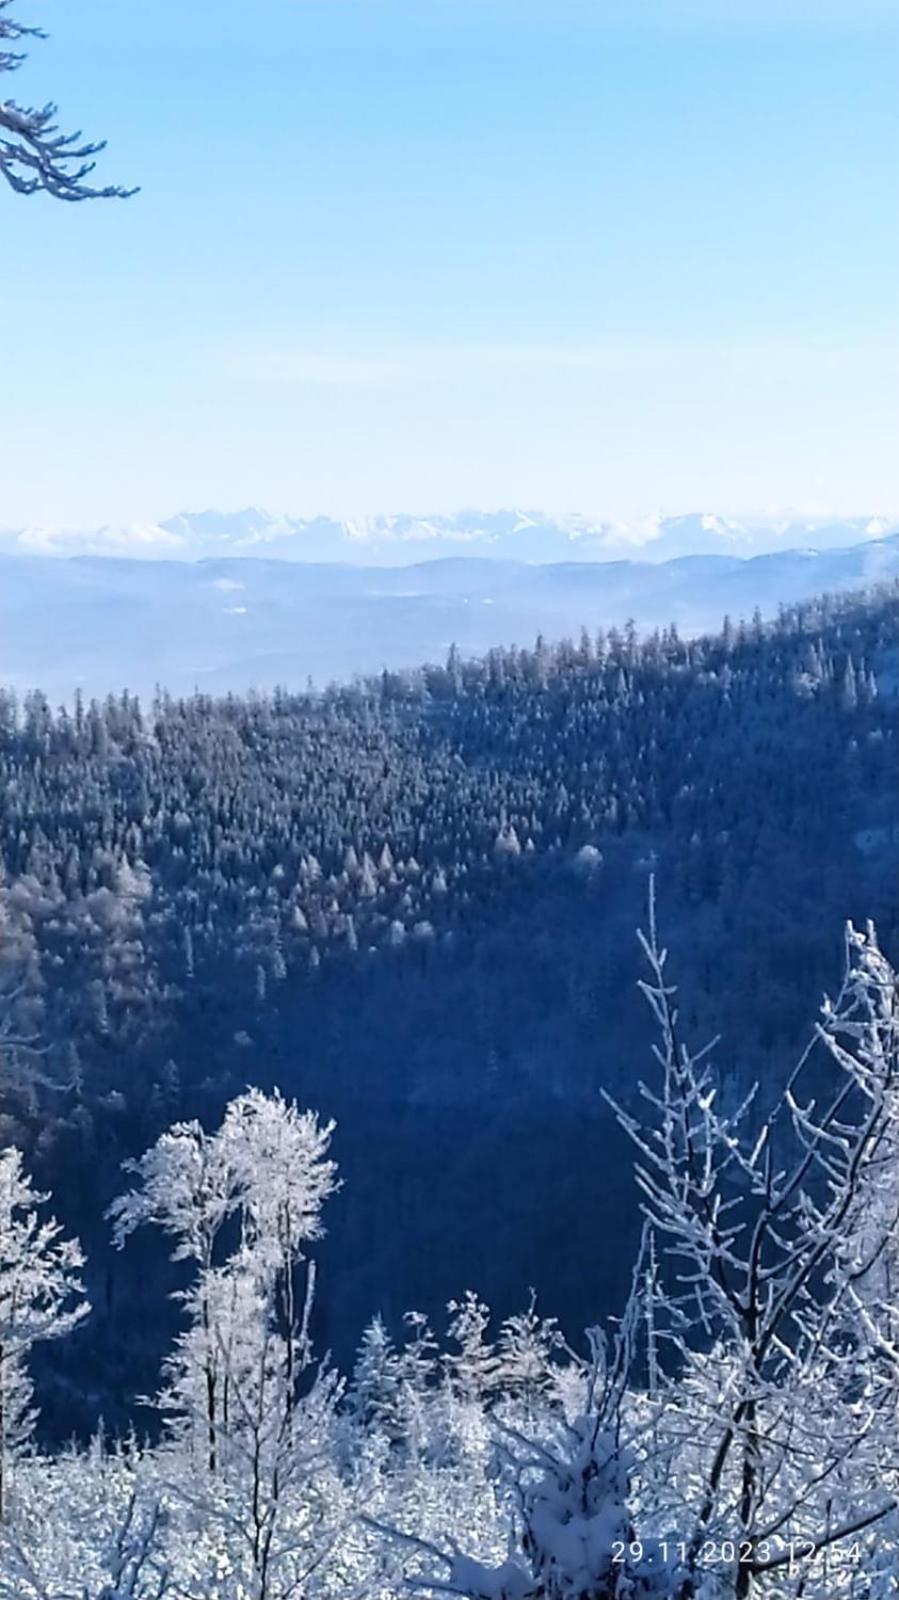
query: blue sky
2 0 897 527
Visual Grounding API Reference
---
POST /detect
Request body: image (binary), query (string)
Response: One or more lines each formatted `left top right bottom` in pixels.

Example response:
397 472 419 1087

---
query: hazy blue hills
2 532 898 702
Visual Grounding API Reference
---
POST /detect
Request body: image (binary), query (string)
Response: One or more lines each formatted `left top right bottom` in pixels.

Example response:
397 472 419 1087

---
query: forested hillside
1 584 897 1439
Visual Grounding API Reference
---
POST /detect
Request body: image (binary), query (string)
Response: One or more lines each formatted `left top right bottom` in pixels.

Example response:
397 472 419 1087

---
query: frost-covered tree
0 1486 170 1600
109 1116 239 1473
0 1 135 200
109 1093 337 1470
349 1315 403 1438
109 1091 349 1599
496 1293 564 1415
108 1116 237 1274
393 1311 442 1463
384 901 899 1599
602 898 899 1597
167 1317 349 1600
217 1088 337 1404
444 1292 499 1405
372 1283 673 1600
0 1149 88 1519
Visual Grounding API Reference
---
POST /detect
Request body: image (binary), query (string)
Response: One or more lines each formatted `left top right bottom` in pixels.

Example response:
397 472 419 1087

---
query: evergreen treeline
0 584 897 1436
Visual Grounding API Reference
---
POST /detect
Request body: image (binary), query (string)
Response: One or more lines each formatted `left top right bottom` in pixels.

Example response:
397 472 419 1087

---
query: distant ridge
1 508 895 566
1 529 897 704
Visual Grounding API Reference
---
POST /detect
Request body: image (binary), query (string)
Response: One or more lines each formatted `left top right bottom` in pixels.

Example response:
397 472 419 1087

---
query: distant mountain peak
1 509 896 566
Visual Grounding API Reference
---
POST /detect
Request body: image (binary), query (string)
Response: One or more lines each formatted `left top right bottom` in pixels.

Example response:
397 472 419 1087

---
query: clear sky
2 0 897 528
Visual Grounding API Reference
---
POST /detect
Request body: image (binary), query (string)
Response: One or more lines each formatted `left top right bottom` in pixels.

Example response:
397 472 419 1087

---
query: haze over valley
3 510 898 701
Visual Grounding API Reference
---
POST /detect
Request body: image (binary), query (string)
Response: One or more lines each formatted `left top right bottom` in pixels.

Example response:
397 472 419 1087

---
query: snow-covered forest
1 892 899 1597
0 585 896 1433
0 585 896 1592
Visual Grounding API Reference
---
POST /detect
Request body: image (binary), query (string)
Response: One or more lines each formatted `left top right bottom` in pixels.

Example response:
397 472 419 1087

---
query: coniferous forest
0 583 897 1596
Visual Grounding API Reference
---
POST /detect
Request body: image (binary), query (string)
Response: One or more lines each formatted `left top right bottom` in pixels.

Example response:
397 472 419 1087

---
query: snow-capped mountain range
2 508 895 566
